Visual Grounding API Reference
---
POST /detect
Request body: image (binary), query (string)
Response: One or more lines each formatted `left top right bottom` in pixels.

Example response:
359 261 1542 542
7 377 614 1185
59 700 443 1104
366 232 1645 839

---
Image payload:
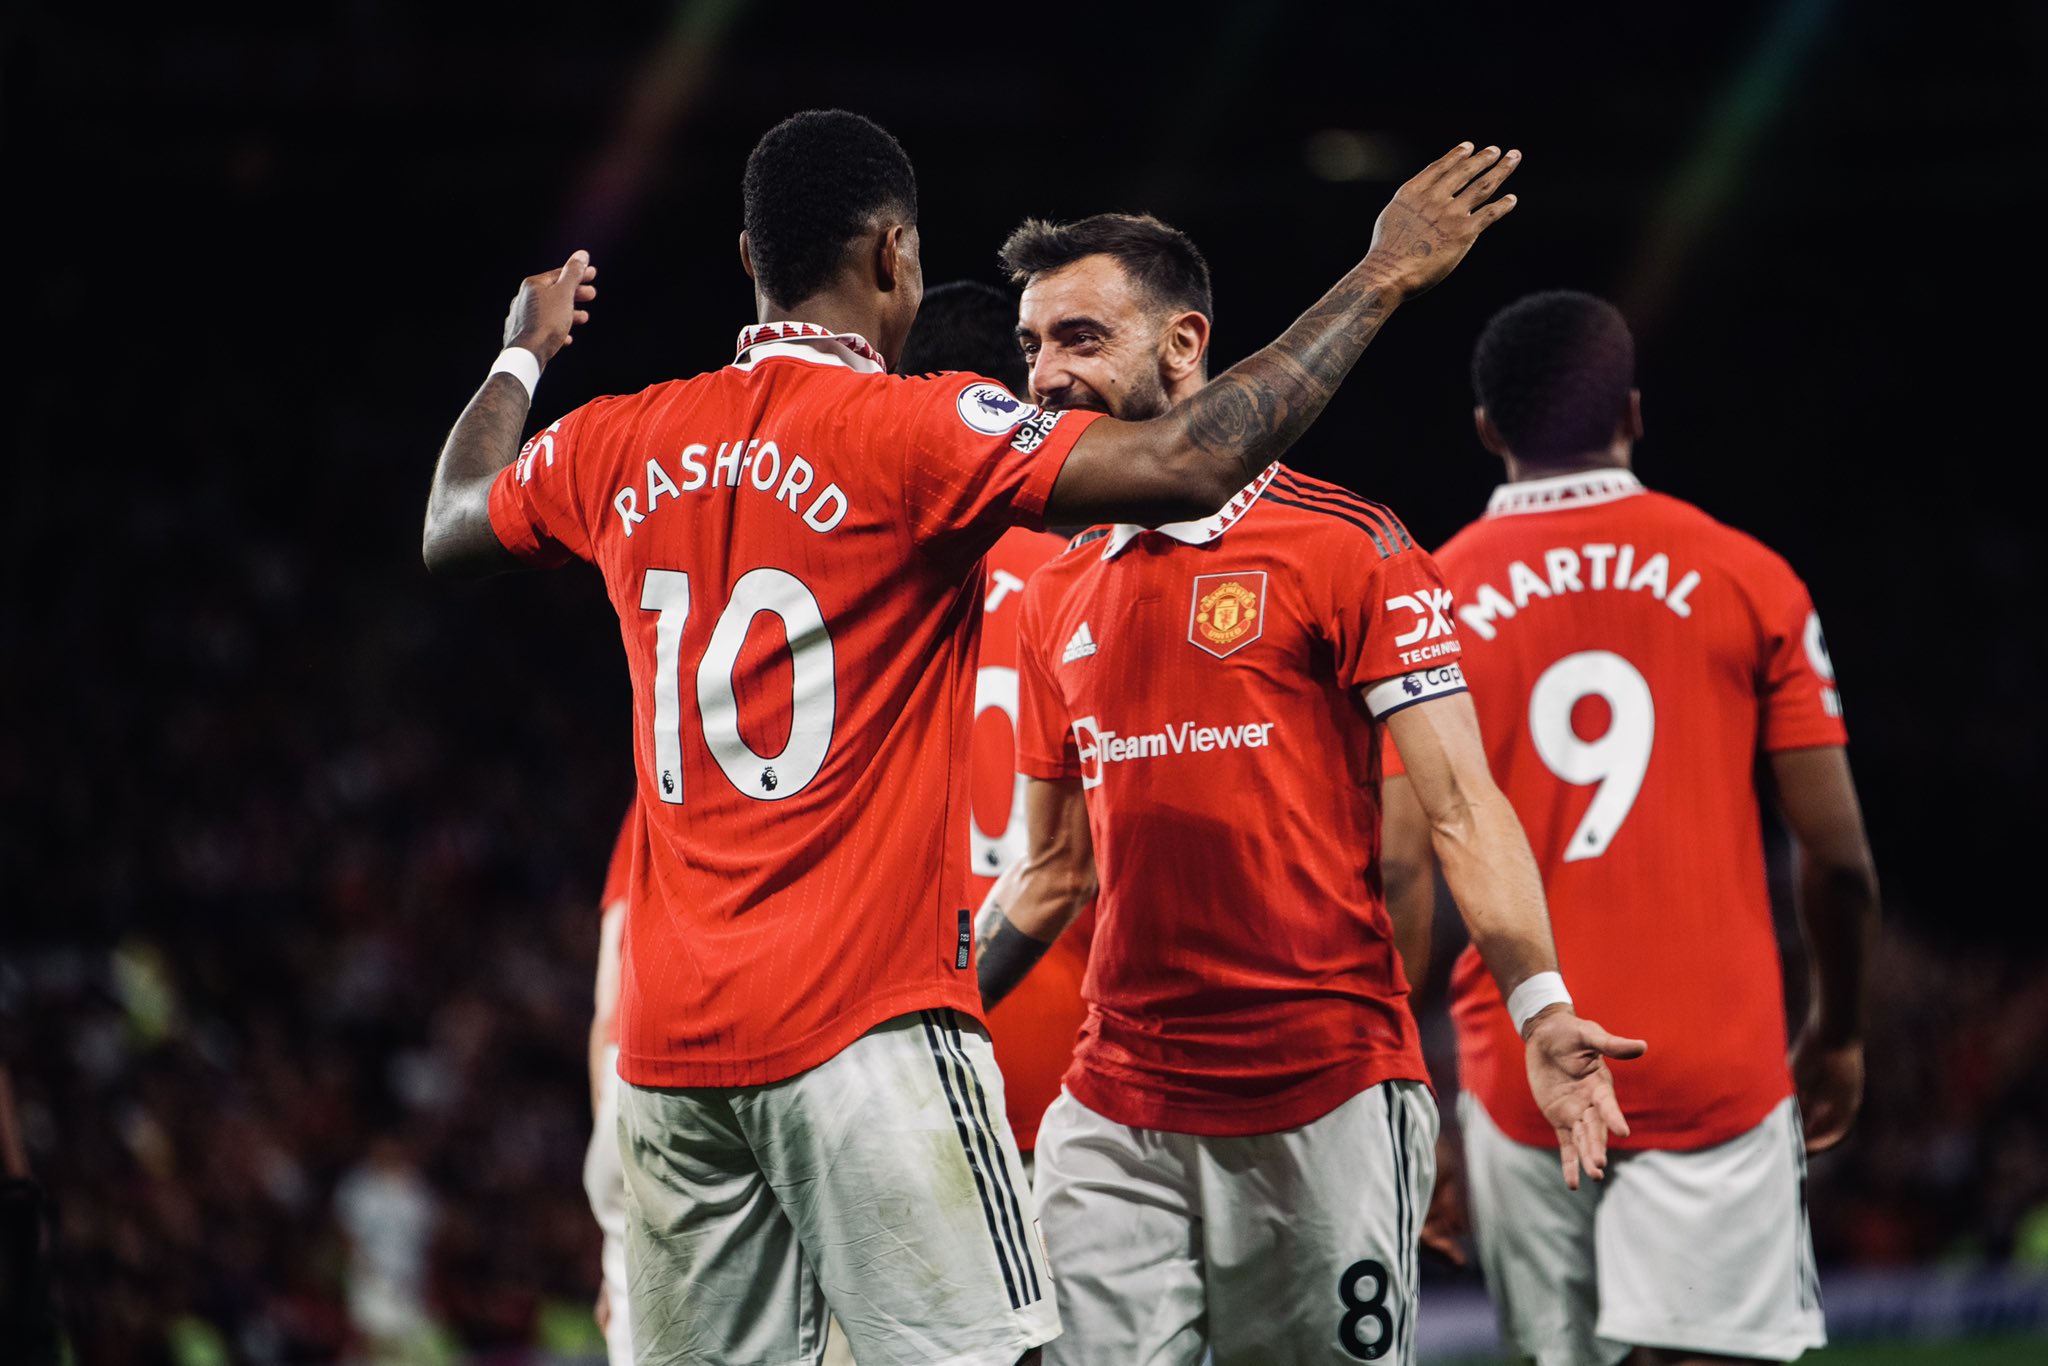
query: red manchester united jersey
487 324 1102 1087
1015 465 1466 1137
972 527 1093 1150
1404 469 1847 1150
597 800 644 1046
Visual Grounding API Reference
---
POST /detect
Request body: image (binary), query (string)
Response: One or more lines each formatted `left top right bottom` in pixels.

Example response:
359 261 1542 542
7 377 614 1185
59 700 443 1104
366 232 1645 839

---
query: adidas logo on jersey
1062 622 1098 663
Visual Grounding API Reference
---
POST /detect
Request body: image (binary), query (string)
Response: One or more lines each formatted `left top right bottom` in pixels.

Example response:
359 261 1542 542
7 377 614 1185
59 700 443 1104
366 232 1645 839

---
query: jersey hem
1015 753 1079 781
1467 1085 1792 1153
1064 1055 1431 1138
618 980 985 1089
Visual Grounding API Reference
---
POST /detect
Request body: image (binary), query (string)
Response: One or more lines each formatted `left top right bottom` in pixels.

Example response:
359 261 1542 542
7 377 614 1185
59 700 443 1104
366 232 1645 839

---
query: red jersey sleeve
895 376 1104 548
1015 571 1081 780
1753 559 1851 752
1318 514 1468 718
486 400 614 566
599 800 641 916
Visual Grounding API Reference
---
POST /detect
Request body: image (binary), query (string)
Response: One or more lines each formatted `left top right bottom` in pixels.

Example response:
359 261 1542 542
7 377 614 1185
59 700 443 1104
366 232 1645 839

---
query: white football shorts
1461 1091 1825 1366
583 1043 633 1366
620 1008 1058 1366
1034 1080 1437 1365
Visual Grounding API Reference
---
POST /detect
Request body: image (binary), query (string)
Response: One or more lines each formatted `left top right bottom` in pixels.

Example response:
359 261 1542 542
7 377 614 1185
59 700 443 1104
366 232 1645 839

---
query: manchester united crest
1188 571 1267 658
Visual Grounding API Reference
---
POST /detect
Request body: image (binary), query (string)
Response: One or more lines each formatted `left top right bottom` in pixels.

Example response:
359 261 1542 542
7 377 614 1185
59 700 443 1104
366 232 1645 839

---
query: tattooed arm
1044 142 1520 527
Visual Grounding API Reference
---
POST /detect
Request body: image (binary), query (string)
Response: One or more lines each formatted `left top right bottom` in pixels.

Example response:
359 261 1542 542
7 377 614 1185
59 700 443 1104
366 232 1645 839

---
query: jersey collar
732 321 887 375
1101 464 1280 560
1486 467 1644 517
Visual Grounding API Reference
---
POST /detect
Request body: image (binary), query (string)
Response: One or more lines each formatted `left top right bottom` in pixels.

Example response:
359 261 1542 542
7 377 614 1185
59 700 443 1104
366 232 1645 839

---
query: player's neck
1506 448 1632 485
757 290 895 364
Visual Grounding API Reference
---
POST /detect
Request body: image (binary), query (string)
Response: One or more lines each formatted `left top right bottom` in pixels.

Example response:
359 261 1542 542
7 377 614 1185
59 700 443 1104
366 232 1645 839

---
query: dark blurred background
4 0 2044 1360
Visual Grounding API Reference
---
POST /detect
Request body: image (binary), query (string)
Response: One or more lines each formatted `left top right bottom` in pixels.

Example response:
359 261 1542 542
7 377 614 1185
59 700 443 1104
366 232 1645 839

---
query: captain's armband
1363 662 1468 720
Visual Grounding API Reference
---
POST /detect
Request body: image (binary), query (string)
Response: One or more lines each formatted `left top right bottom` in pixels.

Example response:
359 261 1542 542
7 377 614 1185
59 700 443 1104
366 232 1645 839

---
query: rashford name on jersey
598 431 853 538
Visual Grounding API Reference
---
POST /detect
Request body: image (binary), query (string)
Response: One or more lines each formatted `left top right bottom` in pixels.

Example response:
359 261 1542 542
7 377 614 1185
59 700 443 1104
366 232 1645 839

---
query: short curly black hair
997 212 1213 323
742 109 918 309
896 281 1026 392
1471 291 1636 465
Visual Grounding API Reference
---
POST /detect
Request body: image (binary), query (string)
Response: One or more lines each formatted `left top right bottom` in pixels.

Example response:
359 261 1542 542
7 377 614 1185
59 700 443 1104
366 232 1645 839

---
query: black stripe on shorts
920 1009 1030 1309
935 1010 1040 1302
1386 1087 1414 1362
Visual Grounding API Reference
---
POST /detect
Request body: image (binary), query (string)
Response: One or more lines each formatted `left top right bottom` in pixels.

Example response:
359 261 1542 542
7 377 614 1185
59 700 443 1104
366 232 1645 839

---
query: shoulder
988 525 1071 578
1644 490 1806 586
1029 529 1106 587
1020 533 1101 609
875 368 1026 412
1431 516 1491 566
1258 466 1420 564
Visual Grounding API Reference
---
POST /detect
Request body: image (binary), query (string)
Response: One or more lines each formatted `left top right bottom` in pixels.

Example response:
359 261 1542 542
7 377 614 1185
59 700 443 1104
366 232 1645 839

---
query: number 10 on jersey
639 568 838 803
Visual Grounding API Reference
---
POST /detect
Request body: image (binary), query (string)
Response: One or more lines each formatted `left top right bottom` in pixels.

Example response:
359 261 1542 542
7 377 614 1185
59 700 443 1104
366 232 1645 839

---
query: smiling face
1014 254 1176 421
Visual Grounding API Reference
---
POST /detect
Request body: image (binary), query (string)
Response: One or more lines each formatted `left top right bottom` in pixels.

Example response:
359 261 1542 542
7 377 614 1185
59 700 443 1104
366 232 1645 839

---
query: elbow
1030 860 1097 935
1380 853 1427 904
420 532 468 580
420 518 498 581
1426 799 1481 856
420 501 458 577
421 529 451 576
1057 865 1100 918
1817 852 1881 914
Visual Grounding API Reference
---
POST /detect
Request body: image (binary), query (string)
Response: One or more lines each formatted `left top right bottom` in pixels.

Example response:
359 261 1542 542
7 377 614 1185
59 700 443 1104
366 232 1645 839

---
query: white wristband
1507 971 1573 1036
488 346 541 400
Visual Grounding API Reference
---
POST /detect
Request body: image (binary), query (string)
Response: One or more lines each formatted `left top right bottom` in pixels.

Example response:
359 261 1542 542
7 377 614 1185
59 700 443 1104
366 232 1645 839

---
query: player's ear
1625 389 1643 442
739 231 757 283
875 222 910 293
1160 310 1210 385
1474 407 1511 459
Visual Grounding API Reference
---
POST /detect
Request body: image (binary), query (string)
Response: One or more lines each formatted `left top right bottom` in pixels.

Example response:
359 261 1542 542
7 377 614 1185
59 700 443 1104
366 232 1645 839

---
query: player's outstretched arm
422 250 598 578
1045 142 1520 528
975 777 1096 1010
1382 691 1646 1189
1767 745 1879 1153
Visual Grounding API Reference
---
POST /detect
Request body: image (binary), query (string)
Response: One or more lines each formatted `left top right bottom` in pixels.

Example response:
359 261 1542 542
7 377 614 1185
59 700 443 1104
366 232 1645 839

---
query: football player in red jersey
420 108 1524 1364
980 215 1645 1366
1382 291 1879 1366
899 282 1095 1180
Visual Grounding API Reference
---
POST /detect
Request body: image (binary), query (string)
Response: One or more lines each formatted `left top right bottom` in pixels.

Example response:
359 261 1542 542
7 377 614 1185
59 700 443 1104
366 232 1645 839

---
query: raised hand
1790 1027 1863 1153
1522 1007 1647 1190
1365 143 1522 300
503 249 599 366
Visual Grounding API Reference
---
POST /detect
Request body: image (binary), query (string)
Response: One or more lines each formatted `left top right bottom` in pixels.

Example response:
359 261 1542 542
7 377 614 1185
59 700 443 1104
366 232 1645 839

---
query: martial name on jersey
1456 541 1702 635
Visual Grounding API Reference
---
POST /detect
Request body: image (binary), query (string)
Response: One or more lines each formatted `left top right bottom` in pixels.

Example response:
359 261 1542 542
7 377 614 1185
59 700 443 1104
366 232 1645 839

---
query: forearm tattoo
1177 271 1394 483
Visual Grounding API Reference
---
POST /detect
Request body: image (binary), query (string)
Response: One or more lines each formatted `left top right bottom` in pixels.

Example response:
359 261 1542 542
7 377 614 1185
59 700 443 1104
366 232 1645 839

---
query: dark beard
1104 368 1172 422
